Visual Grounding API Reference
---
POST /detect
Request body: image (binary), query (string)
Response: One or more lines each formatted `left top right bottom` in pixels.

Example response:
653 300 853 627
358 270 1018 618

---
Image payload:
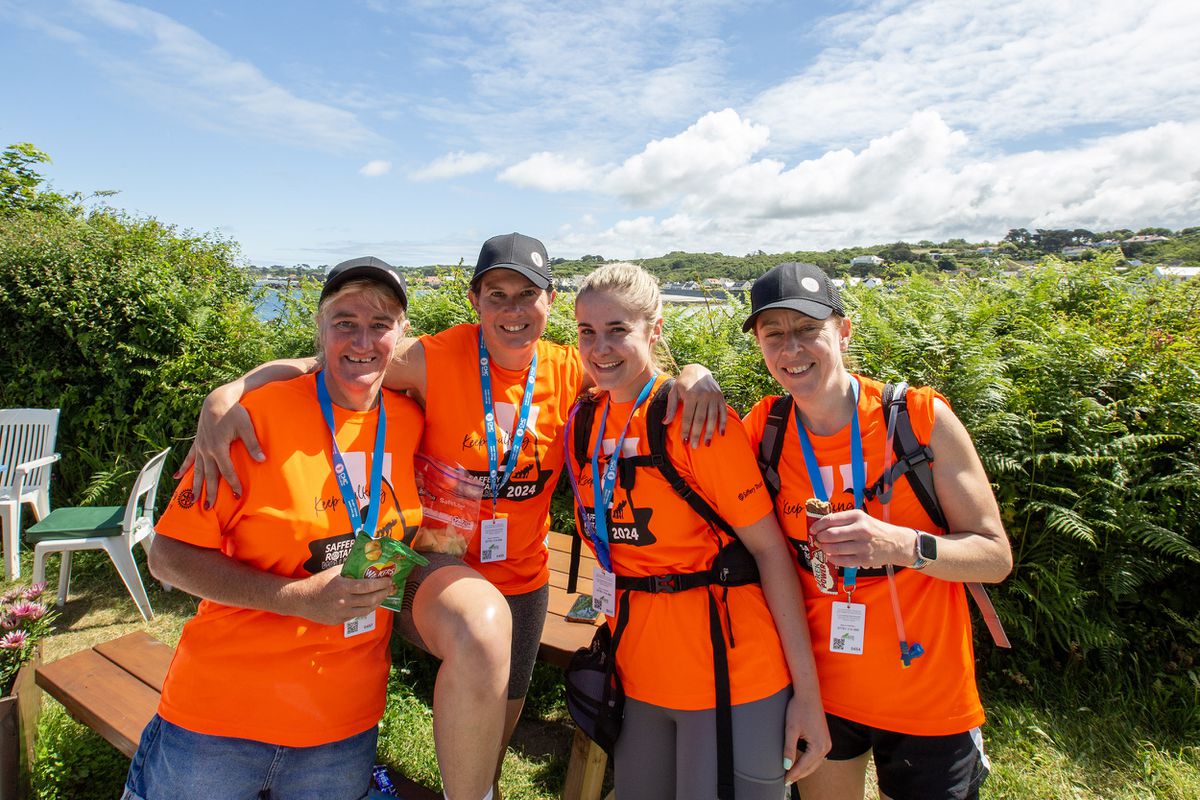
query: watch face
918 533 938 561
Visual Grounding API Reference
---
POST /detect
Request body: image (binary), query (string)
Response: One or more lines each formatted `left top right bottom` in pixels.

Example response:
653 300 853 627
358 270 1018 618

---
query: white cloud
552 112 1200 259
59 0 382 153
746 0 1200 151
603 109 771 206
499 152 600 192
358 160 392 177
410 151 500 181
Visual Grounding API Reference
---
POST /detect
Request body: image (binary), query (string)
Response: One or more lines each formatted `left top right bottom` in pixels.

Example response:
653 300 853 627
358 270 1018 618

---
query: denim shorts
122 714 378 800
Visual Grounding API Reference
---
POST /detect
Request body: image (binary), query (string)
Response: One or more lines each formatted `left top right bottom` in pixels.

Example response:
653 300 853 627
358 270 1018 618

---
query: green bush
0 148 313 504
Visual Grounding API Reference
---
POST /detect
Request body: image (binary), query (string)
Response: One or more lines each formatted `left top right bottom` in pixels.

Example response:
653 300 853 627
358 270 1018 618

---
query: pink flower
8 602 41 620
0 615 14 630
21 583 47 601
0 589 19 604
0 631 27 650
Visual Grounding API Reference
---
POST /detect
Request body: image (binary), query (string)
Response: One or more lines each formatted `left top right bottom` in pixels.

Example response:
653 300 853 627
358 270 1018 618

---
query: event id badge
344 610 377 639
829 601 866 655
479 514 508 563
592 567 617 616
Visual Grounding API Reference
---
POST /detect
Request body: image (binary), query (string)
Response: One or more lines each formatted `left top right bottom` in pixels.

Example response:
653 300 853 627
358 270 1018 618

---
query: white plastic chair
0 408 61 580
26 448 170 622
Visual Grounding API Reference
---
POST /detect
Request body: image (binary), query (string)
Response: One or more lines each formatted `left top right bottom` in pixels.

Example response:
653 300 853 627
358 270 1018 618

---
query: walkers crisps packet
410 454 484 558
340 531 429 612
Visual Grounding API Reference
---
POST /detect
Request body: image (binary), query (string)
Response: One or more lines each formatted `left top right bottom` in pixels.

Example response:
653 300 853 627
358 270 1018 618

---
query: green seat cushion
25 506 125 542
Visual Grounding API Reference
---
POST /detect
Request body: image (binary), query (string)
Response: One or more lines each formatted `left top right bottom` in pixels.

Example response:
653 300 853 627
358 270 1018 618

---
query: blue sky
3 0 1198 267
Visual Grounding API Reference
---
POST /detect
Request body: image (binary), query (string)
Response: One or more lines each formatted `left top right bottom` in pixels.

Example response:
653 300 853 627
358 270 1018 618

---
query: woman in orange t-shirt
741 262 1012 800
124 259 428 800
565 263 829 800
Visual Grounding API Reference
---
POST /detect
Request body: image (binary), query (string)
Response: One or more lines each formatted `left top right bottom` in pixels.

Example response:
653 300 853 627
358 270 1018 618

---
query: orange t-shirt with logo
567 376 791 710
744 375 984 736
155 374 425 747
420 323 584 594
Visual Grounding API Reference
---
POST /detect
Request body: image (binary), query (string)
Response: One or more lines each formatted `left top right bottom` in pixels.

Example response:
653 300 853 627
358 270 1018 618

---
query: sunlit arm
148 535 393 627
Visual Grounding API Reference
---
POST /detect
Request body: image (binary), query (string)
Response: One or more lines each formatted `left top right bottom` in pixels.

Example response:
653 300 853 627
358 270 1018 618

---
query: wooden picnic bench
36 531 609 800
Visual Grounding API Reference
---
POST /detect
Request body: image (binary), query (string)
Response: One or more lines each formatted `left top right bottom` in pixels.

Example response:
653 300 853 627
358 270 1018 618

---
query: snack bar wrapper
410 454 484 557
340 531 429 612
804 498 839 595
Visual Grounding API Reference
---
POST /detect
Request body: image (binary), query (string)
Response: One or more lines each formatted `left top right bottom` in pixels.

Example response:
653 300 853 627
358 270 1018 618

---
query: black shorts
825 713 989 800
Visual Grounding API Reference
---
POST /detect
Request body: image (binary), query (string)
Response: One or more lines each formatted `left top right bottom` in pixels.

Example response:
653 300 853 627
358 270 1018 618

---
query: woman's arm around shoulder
181 338 426 503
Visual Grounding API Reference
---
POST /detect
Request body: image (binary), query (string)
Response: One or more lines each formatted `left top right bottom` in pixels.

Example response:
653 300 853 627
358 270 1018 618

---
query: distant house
1061 246 1093 258
975 246 996 254
1152 266 1200 281
1095 239 1121 249
850 255 883 268
1127 235 1170 244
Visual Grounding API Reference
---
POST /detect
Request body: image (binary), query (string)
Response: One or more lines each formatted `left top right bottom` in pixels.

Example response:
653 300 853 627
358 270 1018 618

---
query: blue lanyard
794 377 865 591
317 371 386 537
587 375 658 572
478 330 538 513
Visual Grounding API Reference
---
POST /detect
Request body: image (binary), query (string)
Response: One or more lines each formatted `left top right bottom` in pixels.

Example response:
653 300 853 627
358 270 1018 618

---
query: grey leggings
614 687 790 800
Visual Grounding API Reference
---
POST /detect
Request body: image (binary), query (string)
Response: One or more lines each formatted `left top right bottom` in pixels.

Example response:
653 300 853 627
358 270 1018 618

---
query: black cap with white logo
321 256 408 311
472 232 552 290
742 262 844 332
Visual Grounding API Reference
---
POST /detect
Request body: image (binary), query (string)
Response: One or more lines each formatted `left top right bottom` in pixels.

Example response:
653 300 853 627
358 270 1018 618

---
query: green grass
10 548 1199 800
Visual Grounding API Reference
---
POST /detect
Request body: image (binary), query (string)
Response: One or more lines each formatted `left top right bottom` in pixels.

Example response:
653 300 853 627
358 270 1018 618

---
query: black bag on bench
564 596 630 756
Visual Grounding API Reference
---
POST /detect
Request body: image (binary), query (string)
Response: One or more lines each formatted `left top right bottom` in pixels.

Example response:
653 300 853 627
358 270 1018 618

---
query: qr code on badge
832 636 847 650
346 617 361 635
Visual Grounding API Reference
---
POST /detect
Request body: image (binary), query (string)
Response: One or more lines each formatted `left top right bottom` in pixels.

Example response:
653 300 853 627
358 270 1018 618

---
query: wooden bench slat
93 631 175 692
549 570 594 594
548 546 593 576
35 648 160 758
539 615 601 668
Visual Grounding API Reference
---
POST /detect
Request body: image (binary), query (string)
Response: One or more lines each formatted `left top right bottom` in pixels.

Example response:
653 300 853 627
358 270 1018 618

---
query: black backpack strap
567 397 598 595
883 382 947 530
708 589 735 800
644 380 739 540
757 395 793 502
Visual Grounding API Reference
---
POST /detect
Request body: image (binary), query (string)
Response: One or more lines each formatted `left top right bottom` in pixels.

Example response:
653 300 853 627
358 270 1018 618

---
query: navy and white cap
472 232 552 290
742 262 844 332
321 256 407 311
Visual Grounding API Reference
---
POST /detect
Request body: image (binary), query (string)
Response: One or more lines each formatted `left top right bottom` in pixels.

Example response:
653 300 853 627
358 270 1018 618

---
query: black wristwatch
911 530 937 570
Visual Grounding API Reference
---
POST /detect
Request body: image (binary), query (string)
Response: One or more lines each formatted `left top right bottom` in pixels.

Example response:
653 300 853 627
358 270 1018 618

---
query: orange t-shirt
744 375 984 736
567 376 791 710
419 323 584 594
155 374 425 747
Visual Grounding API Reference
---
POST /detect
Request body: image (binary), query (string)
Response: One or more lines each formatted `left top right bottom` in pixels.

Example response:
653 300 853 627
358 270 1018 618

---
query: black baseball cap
471 232 552 290
321 256 407 311
742 262 844 332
